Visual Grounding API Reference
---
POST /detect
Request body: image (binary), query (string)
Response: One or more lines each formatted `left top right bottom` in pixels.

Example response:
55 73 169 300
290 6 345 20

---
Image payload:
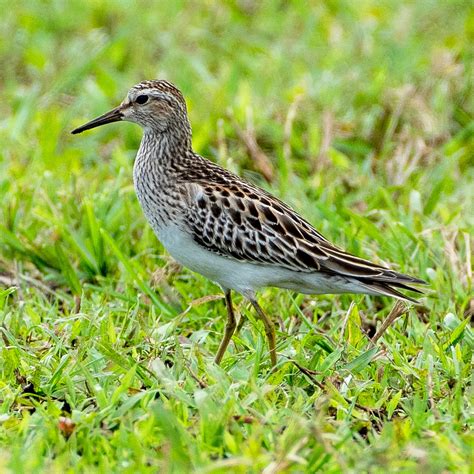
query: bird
71 79 426 366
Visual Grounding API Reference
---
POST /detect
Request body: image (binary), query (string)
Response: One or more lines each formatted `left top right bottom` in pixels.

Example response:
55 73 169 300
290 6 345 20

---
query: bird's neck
137 128 193 172
133 128 194 231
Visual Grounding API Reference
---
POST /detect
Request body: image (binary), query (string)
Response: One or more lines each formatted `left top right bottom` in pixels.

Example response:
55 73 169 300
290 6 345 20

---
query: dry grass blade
313 109 334 172
370 300 408 345
283 93 303 163
463 232 472 285
229 109 274 182
185 364 207 388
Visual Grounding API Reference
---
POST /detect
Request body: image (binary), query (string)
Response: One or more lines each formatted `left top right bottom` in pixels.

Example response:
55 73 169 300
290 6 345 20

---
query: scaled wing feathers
182 180 422 286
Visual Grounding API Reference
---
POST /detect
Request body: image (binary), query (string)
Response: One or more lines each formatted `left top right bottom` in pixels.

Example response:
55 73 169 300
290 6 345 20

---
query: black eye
135 94 149 105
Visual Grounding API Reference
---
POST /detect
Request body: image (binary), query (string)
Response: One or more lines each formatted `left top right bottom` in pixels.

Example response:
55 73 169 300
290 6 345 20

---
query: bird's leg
249 298 277 367
214 290 236 365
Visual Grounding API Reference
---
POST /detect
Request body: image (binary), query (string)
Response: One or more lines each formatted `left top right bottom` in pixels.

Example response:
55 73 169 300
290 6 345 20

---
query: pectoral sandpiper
72 80 426 366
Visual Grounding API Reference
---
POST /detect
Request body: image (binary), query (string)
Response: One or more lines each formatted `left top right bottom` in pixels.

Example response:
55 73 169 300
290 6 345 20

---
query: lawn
0 1 473 472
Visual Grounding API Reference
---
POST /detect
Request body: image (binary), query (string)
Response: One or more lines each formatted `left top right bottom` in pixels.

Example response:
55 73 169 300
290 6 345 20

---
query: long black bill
71 106 123 134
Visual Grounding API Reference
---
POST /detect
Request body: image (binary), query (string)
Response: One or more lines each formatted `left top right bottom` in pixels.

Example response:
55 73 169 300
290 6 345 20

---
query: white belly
156 225 369 298
157 225 270 295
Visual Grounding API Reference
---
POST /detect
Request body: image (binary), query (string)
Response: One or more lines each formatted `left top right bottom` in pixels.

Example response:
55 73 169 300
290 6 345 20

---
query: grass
0 1 473 472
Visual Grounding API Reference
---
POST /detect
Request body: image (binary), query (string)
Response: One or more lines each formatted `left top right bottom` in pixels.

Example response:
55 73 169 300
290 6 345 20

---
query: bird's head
71 80 191 140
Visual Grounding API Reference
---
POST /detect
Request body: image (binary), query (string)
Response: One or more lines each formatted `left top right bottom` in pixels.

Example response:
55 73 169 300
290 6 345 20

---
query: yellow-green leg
214 290 236 365
249 298 277 367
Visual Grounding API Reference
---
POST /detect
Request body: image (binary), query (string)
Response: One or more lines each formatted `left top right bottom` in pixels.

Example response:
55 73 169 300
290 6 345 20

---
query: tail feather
383 281 425 294
319 245 427 301
382 271 426 286
358 280 424 304
352 265 427 303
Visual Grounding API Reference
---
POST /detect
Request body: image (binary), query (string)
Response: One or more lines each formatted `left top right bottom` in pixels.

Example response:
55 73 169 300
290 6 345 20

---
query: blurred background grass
0 1 473 472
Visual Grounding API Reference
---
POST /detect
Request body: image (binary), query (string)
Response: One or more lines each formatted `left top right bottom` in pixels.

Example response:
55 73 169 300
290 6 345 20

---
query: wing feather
182 181 424 287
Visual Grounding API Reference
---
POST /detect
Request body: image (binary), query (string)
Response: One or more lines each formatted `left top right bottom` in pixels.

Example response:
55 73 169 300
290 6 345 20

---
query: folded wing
182 180 425 297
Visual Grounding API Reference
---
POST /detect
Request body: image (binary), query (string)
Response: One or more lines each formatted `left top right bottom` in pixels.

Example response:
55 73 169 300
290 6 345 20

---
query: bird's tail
356 272 426 304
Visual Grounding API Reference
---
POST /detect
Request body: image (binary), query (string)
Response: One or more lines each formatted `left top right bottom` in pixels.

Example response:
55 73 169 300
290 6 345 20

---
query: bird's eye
135 94 149 105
